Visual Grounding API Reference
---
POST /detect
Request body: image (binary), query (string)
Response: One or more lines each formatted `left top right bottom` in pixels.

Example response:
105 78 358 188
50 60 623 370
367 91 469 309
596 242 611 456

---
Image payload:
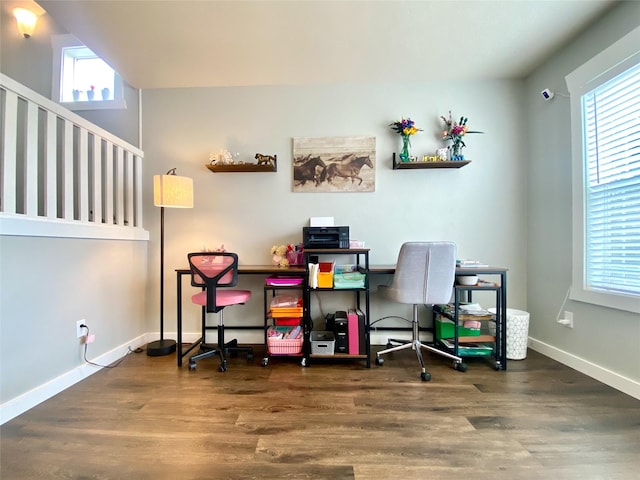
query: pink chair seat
191 289 251 308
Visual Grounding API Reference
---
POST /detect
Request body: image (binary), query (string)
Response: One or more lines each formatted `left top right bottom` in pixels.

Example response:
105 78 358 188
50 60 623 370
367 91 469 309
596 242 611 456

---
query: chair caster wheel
261 358 269 367
300 357 308 367
375 356 384 366
421 372 431 381
454 362 467 372
219 364 227 372
247 352 254 361
386 342 393 349
188 362 196 371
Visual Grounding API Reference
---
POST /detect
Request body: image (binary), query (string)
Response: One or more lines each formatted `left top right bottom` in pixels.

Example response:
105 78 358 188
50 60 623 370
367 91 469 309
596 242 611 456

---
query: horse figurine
319 155 373 185
293 156 326 186
255 153 276 166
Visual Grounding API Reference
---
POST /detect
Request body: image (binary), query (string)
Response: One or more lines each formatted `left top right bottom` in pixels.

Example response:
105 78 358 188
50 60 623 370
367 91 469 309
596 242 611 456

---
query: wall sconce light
13 8 37 38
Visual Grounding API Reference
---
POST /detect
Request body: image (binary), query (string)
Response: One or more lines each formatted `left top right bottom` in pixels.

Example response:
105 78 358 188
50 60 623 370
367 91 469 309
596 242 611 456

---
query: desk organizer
317 262 334 288
333 272 365 289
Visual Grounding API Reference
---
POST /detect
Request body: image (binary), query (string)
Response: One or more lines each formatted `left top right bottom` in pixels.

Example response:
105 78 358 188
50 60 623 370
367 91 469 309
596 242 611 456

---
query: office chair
187 252 253 372
375 241 464 381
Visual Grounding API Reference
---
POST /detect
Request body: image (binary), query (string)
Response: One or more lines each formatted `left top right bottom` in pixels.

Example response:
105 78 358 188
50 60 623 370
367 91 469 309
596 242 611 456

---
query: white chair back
386 242 456 305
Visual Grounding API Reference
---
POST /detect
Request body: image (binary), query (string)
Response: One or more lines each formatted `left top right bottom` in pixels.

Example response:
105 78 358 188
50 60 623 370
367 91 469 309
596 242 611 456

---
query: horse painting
319 155 373 185
294 156 326 186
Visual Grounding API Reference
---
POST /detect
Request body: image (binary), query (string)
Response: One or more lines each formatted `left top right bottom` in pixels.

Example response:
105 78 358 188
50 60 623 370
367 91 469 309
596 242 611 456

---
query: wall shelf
206 162 276 173
392 153 470 170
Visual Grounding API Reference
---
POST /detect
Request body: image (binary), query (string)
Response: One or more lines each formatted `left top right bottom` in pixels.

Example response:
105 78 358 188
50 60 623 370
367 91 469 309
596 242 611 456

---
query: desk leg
501 272 508 370
177 271 183 367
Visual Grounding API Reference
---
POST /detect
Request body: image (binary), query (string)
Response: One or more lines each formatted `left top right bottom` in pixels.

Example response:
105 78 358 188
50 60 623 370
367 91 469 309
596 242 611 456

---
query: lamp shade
13 8 37 38
153 174 193 208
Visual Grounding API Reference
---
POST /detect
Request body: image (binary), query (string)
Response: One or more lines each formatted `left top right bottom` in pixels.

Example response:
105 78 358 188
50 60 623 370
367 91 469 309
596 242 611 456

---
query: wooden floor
2 346 639 480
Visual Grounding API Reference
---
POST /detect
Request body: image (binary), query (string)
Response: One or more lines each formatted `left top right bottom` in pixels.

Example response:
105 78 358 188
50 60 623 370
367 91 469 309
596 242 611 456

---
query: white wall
141 80 528 342
0 236 148 405
525 1 640 394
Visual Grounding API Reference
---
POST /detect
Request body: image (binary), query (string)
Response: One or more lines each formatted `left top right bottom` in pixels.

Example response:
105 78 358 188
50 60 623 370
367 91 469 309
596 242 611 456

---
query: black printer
303 226 349 249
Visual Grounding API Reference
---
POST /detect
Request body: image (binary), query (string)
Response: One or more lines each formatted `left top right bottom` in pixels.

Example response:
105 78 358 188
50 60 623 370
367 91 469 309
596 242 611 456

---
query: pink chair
187 252 253 372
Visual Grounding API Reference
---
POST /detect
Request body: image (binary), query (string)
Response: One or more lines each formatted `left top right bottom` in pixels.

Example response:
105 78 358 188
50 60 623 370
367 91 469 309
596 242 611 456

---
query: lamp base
146 339 177 357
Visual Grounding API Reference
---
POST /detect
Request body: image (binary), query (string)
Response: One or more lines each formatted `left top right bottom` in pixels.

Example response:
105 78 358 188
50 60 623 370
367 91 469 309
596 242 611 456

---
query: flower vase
450 142 464 161
86 90 95 101
400 135 411 162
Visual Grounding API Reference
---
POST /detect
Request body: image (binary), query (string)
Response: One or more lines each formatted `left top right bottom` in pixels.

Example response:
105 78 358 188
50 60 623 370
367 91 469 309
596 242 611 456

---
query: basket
267 336 303 355
310 331 335 355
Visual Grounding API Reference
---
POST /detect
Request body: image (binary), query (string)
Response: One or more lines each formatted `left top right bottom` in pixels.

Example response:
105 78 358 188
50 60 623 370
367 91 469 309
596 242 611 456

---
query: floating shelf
392 153 470 170
206 162 276 173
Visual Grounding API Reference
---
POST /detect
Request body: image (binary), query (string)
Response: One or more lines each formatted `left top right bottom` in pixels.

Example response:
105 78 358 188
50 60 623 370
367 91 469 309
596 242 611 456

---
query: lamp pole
147 204 177 356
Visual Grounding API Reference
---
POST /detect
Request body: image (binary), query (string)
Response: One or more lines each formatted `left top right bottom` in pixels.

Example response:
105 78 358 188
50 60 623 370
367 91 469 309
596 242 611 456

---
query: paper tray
266 276 304 286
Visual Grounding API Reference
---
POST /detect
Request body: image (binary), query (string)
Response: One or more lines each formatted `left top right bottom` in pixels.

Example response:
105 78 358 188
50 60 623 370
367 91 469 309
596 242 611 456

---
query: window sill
570 286 640 314
61 98 127 111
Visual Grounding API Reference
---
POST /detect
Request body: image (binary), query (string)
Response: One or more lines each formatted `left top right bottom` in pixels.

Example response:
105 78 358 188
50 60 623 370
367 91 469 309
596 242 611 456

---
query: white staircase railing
0 73 148 240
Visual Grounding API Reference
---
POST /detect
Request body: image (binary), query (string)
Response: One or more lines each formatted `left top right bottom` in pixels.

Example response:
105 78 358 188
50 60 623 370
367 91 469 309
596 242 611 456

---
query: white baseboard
528 337 640 400
0 334 148 425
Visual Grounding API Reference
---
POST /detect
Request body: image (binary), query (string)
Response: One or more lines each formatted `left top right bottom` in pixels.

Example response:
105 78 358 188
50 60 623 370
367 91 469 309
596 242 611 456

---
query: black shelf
303 249 371 367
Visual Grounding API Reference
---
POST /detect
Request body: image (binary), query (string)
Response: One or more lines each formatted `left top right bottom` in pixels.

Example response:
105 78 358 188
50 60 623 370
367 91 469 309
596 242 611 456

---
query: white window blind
582 62 640 296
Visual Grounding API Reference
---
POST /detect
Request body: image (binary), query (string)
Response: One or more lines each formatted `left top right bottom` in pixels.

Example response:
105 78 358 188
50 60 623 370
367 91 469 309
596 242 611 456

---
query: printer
303 226 350 249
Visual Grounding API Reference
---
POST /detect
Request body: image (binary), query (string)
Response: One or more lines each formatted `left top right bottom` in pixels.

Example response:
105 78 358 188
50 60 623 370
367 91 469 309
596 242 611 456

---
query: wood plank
1 348 639 479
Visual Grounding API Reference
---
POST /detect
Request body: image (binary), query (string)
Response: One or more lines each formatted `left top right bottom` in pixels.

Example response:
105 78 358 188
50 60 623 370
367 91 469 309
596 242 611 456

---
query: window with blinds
581 62 640 297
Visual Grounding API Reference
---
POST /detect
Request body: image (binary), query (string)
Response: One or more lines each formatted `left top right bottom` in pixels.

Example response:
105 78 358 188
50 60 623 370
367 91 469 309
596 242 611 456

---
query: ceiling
15 1 620 89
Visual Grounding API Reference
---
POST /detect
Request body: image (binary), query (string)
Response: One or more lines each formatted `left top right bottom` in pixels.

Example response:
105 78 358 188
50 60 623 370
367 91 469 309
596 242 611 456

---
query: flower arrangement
270 243 304 267
440 111 483 160
390 117 422 161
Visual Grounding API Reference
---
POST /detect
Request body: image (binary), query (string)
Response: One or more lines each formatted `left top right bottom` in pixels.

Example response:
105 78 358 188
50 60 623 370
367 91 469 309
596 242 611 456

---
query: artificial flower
440 111 483 157
389 117 422 136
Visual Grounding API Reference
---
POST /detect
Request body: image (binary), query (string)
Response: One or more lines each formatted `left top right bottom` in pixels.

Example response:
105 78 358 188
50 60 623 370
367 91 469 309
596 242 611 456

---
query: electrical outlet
76 320 86 338
558 311 574 328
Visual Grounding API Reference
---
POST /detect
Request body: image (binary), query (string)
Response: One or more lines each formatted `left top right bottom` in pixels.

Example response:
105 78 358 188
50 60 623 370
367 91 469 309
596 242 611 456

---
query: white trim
0 214 150 241
529 337 640 400
0 334 149 425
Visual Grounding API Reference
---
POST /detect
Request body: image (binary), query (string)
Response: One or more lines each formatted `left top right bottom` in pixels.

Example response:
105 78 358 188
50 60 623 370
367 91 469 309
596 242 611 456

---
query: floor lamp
147 168 194 356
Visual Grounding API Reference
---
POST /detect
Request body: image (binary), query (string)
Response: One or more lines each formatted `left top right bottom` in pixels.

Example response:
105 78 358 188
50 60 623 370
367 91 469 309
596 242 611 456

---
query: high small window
52 34 126 110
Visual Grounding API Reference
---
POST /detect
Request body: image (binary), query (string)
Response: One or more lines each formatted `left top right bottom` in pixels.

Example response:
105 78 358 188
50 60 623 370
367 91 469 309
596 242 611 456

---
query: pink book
348 309 359 355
